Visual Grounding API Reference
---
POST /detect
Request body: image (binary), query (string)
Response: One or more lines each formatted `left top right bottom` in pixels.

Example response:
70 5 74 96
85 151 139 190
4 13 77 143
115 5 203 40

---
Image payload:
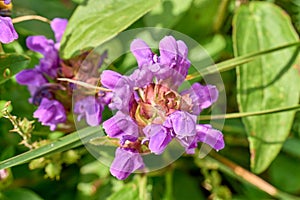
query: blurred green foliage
0 0 300 199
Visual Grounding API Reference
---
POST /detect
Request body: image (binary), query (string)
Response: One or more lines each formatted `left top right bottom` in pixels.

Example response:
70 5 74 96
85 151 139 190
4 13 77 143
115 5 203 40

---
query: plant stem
164 169 173 200
207 152 300 200
213 0 231 32
186 41 300 81
12 15 51 24
57 78 112 92
199 104 300 120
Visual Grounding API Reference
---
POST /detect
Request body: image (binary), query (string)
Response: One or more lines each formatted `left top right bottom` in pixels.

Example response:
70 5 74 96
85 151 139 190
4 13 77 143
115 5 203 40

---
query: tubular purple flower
130 39 156 67
110 148 144 180
26 36 59 78
183 124 225 154
167 111 197 137
100 70 122 89
143 124 173 155
15 69 48 96
4 0 11 5
181 83 219 115
50 18 68 43
74 96 104 127
33 98 66 131
0 16 18 44
103 111 139 140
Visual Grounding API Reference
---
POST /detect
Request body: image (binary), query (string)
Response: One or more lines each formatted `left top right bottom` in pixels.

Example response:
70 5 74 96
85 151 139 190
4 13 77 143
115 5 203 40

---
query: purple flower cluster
16 18 68 131
101 36 224 180
16 18 108 130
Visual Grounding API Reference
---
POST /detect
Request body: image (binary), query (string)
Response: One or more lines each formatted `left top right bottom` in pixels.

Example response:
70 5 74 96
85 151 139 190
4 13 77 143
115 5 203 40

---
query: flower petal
103 111 138 140
26 36 55 56
195 124 225 151
100 70 122 89
143 124 172 155
0 16 18 44
33 98 66 131
50 18 68 42
130 39 154 67
167 111 197 137
110 148 144 180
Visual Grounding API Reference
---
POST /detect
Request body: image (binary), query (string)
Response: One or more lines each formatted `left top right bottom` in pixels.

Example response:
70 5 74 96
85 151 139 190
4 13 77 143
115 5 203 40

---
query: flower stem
57 78 112 92
207 152 300 200
199 104 300 120
12 15 51 24
186 41 300 81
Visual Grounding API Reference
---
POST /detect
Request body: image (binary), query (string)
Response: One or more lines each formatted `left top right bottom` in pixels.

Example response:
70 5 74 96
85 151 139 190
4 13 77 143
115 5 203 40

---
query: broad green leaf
144 0 193 28
0 54 30 85
60 0 160 59
3 188 43 200
173 0 223 39
269 154 300 193
276 0 300 34
0 126 100 170
233 2 300 173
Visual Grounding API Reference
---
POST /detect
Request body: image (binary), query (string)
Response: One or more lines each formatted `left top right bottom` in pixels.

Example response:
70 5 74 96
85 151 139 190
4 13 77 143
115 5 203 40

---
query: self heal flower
4 0 11 4
181 83 219 115
16 68 48 96
0 16 18 44
103 111 139 141
101 36 224 180
182 124 225 154
110 148 144 180
74 96 104 126
33 98 66 131
143 124 173 155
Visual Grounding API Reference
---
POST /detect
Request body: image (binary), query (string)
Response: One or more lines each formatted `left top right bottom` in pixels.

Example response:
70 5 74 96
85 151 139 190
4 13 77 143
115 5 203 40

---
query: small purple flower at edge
0 16 18 44
16 18 68 131
74 96 104 127
101 36 225 180
33 98 66 131
4 0 11 5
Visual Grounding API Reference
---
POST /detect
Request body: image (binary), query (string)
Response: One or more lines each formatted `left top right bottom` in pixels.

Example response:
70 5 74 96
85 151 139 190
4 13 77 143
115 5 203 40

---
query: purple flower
33 98 66 131
15 68 48 96
181 83 219 115
143 124 173 155
181 124 225 154
25 18 68 78
50 18 68 44
101 71 134 113
0 16 18 44
74 96 104 126
103 111 139 141
110 147 144 180
4 0 11 5
130 36 190 88
100 36 224 180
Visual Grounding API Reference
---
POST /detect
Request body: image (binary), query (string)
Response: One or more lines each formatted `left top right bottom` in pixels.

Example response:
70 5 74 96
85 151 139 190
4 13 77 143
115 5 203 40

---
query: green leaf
60 0 160 59
0 126 100 170
144 0 193 28
276 0 300 34
107 183 139 200
233 2 300 173
3 188 43 200
0 54 30 85
269 154 300 193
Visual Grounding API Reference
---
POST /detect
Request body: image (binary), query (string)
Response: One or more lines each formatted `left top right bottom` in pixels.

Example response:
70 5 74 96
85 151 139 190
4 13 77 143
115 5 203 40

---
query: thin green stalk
139 174 148 200
0 126 100 170
187 41 300 81
213 0 231 32
199 104 300 120
163 169 173 200
0 43 4 53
